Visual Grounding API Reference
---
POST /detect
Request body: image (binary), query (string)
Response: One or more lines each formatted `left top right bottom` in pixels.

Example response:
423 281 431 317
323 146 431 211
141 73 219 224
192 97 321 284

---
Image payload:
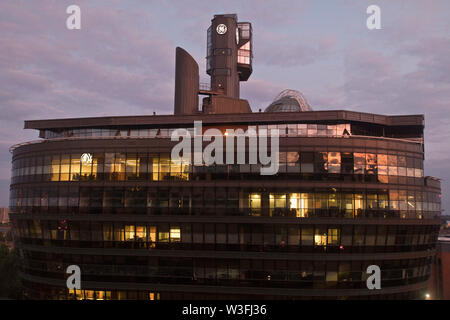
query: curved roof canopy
265 89 312 112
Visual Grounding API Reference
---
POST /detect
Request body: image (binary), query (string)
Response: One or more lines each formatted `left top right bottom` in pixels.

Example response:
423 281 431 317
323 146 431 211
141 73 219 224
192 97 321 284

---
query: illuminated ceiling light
81 153 93 165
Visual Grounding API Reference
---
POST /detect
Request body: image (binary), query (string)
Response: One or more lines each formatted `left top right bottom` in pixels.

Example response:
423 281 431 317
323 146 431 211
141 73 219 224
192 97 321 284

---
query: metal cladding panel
174 47 199 115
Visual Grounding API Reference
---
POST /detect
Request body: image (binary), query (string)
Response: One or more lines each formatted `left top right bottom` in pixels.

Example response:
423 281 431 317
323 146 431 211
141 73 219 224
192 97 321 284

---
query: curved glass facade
9 116 442 300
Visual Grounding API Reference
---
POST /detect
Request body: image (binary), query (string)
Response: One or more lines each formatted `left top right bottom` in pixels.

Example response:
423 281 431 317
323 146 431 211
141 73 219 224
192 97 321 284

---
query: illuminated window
152 156 159 181
367 193 377 209
354 194 364 217
289 193 310 217
170 227 181 242
85 290 95 300
105 153 114 180
378 194 388 209
314 228 327 246
51 155 60 181
114 153 126 180
160 154 170 180
149 292 160 300
70 154 81 181
158 231 169 242
270 194 286 216
125 225 135 241
126 154 139 180
136 225 146 240
60 155 70 181
80 153 92 179
326 271 338 282
149 226 156 247
249 193 261 216
170 159 182 180
95 291 105 300
115 226 124 242
91 155 98 179
327 228 339 245
180 158 190 180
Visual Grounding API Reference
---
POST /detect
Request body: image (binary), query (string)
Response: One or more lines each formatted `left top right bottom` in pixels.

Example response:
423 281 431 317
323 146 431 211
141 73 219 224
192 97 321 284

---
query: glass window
125 225 135 241
377 154 387 166
270 193 286 217
60 154 70 181
367 193 377 209
114 224 124 241
398 167 407 176
114 153 126 180
159 154 170 181
158 224 169 243
307 124 317 136
327 228 339 245
51 155 60 181
314 152 328 173
388 155 397 166
388 166 398 176
70 154 81 181
170 226 181 242
301 226 313 246
341 153 353 174
289 193 310 218
354 194 364 217
378 193 388 209
297 124 307 136
287 124 297 136
376 226 387 245
249 193 261 216
126 154 139 180
103 223 113 241
104 153 115 180
288 226 300 246
397 156 406 167
407 168 415 177
354 153 365 174
366 153 377 175
80 153 93 180
314 227 327 246
148 226 156 247
286 152 299 166
327 152 341 173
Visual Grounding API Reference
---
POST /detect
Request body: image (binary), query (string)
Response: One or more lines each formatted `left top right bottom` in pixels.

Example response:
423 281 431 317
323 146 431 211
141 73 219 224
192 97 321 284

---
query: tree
0 244 23 299
5 229 13 242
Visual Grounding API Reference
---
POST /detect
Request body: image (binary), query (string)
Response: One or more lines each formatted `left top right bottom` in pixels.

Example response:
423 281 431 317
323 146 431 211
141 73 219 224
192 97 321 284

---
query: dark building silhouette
429 226 450 300
8 14 442 300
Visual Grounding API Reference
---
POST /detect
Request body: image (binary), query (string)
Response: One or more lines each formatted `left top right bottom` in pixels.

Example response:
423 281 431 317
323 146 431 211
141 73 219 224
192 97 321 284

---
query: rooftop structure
265 90 312 113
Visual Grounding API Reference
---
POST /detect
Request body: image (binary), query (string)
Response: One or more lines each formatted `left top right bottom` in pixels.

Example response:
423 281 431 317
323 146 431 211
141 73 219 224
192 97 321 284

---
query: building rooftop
24 110 424 130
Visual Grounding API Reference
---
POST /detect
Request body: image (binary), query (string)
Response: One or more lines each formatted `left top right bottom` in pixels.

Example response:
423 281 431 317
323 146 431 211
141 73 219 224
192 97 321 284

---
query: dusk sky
0 0 449 212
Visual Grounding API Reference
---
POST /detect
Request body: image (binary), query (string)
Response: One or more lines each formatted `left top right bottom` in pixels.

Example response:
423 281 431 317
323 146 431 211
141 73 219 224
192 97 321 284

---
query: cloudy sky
0 0 449 212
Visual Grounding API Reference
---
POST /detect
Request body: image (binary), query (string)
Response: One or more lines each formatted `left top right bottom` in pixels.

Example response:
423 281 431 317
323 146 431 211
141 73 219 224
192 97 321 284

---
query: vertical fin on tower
174 47 199 115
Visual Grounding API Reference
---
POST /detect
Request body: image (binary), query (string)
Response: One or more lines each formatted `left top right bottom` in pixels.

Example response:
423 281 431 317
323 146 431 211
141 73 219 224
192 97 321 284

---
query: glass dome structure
264 89 312 112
